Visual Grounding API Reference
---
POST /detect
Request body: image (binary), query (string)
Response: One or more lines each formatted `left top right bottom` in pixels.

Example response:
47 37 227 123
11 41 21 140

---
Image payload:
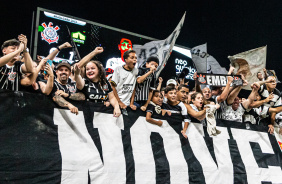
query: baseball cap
56 60 71 71
166 79 177 86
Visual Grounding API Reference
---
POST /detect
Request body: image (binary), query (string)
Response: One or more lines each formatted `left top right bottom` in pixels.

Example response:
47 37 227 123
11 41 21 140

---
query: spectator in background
0 35 33 91
74 47 121 117
111 50 138 110
257 71 264 81
135 56 159 111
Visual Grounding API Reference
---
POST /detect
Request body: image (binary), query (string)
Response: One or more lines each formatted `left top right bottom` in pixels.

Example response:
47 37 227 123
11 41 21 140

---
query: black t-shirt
50 79 77 98
81 78 113 102
146 103 158 116
0 61 23 91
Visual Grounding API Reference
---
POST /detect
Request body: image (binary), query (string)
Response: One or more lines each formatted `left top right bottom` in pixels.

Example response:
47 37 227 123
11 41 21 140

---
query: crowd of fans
1 35 282 138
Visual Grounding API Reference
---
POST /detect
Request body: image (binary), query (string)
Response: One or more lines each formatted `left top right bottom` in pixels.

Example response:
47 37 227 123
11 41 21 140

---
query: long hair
85 60 107 87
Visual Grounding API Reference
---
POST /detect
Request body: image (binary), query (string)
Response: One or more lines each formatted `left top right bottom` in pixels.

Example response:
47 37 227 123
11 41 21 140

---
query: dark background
1 0 282 90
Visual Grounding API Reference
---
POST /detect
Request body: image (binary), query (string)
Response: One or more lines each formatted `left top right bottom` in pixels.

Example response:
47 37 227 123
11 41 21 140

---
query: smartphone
44 59 53 74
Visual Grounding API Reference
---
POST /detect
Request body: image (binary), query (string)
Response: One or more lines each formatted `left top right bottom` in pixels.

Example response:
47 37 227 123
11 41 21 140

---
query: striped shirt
135 68 155 101
50 79 77 98
0 61 23 91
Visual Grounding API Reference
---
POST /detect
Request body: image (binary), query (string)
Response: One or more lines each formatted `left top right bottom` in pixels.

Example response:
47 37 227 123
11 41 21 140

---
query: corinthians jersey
50 79 77 98
81 78 113 102
0 61 23 91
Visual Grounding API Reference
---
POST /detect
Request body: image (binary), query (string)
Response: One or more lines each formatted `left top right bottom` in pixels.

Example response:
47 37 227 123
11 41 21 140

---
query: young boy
162 86 191 138
134 56 159 111
111 50 138 110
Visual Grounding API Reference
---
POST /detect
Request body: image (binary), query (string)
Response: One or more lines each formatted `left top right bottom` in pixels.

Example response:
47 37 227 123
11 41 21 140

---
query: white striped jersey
162 102 191 123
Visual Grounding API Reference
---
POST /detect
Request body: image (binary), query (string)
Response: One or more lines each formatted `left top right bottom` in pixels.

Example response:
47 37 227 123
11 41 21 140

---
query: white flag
191 43 208 73
228 46 267 90
191 43 227 74
134 12 186 78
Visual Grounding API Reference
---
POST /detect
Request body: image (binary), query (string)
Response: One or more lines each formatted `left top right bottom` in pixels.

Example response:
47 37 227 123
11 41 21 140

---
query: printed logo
68 86 76 93
41 22 60 44
71 32 86 44
278 141 282 151
197 74 206 84
103 84 109 91
8 72 16 81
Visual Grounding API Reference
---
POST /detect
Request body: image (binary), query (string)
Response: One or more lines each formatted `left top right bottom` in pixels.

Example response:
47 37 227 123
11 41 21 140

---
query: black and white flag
191 43 227 74
133 12 186 78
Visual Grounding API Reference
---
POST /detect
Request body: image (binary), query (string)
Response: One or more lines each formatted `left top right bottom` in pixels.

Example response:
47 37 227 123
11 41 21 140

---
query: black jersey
0 61 23 91
81 78 113 102
50 79 77 97
135 67 156 101
162 102 191 123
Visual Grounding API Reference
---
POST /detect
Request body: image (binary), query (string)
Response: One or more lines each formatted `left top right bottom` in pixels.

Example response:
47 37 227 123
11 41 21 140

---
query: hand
268 125 274 134
215 103 220 109
37 55 43 61
93 47 104 55
113 107 121 117
119 102 127 109
279 127 282 135
59 42 72 49
263 68 267 73
227 76 234 84
68 103 78 115
157 120 163 127
45 62 54 76
74 63 81 76
150 65 156 72
18 34 27 49
104 101 111 107
140 106 146 111
18 42 25 52
265 92 274 103
251 82 260 91
158 77 163 83
181 130 188 139
39 58 48 68
229 65 235 74
161 109 171 116
193 72 197 80
130 104 137 110
266 78 275 83
55 90 69 98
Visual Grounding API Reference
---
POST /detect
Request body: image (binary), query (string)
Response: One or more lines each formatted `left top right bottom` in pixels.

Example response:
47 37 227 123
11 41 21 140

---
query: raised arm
136 66 155 84
73 63 85 90
157 77 163 91
216 76 233 103
18 34 33 73
40 64 54 95
45 42 72 61
77 47 103 68
242 82 260 109
193 72 202 93
226 86 242 105
0 43 24 67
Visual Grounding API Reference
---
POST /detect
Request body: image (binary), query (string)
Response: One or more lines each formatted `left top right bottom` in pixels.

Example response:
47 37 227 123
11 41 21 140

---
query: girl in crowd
74 47 121 117
186 92 207 125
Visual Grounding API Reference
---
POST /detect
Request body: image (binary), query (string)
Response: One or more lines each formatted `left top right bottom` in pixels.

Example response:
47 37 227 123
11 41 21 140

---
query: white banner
228 46 267 90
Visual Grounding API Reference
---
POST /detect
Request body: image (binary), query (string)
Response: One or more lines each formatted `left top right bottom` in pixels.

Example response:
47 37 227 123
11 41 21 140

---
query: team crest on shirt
8 72 16 81
103 84 109 91
68 86 76 93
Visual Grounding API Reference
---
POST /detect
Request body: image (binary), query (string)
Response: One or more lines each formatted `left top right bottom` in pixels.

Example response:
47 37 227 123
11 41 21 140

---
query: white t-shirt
111 65 138 106
221 101 246 122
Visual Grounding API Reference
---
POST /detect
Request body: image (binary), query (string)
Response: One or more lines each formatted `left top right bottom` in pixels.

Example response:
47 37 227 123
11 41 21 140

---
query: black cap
56 60 71 71
146 56 159 65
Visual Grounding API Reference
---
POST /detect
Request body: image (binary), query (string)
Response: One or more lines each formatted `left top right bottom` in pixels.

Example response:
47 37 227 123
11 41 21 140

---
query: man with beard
0 34 33 91
45 60 85 115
